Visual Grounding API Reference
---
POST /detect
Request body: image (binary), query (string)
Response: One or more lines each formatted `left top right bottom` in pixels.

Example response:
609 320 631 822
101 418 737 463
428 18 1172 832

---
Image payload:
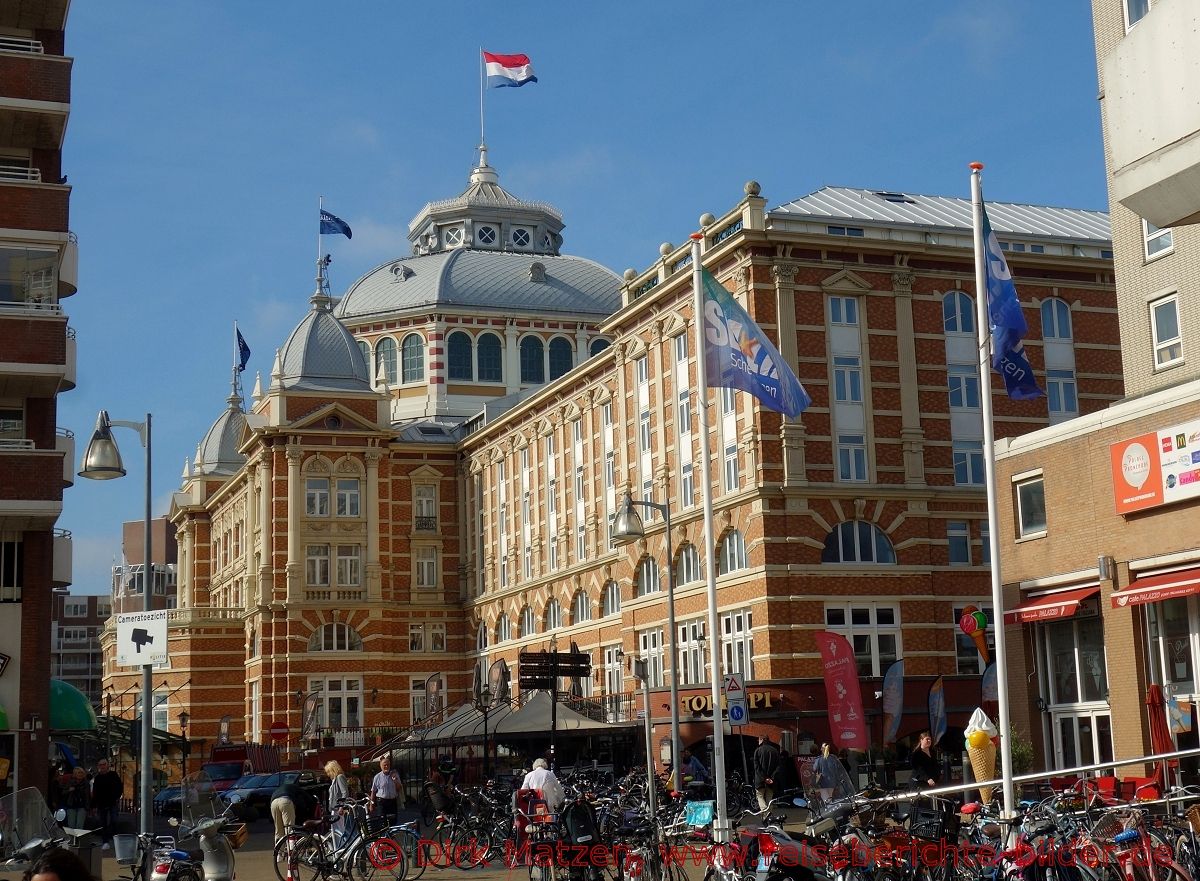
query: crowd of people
44 759 125 851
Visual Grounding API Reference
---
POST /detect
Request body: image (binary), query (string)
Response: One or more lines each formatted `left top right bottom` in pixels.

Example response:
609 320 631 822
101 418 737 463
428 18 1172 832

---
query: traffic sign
270 721 290 742
727 698 749 726
116 610 169 668
722 673 745 700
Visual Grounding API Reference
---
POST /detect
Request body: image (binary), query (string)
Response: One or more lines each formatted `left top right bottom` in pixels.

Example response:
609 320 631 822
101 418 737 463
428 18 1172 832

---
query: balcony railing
413 516 438 532
53 528 72 586
0 163 41 182
57 428 74 486
565 692 637 724
0 37 44 54
305 588 364 602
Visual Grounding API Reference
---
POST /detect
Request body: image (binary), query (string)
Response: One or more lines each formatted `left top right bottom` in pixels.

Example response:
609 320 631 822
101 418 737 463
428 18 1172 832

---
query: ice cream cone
970 630 990 665
969 740 997 804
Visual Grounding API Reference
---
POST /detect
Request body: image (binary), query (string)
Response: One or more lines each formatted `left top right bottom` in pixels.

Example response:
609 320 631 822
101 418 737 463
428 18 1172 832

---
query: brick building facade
0 0 77 796
103 157 1121 779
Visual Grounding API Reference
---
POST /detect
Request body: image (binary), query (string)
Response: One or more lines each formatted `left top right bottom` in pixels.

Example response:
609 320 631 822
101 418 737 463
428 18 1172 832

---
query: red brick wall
0 316 67 363
0 184 68 232
18 530 52 796
0 53 71 103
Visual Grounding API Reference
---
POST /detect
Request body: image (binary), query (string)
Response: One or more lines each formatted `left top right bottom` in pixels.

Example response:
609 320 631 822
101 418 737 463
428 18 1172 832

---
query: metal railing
0 163 41 182
413 516 438 531
0 37 44 54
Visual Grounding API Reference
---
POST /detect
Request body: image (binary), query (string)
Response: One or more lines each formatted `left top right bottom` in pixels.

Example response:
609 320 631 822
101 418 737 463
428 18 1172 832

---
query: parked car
222 770 325 822
153 785 182 818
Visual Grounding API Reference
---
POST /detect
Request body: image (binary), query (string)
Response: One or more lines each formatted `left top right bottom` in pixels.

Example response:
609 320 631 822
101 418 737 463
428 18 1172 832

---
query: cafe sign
681 691 775 714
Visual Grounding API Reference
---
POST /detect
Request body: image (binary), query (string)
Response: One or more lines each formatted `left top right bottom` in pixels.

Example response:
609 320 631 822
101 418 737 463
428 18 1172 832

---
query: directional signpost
519 650 592 769
116 610 169 668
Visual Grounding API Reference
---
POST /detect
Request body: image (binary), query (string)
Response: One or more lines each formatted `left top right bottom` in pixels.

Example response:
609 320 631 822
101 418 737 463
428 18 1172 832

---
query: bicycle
272 797 404 881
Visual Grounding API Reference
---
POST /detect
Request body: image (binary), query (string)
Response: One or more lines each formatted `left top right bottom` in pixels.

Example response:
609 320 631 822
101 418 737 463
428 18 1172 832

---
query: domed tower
334 149 621 422
192 378 248 478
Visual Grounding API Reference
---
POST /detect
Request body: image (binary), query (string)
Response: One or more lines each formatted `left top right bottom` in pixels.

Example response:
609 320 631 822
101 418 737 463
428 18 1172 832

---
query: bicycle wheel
395 830 428 881
349 838 407 881
447 824 489 870
420 795 436 827
273 832 326 881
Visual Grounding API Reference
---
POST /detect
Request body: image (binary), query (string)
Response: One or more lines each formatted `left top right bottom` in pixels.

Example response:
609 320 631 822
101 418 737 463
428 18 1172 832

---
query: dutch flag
483 51 537 88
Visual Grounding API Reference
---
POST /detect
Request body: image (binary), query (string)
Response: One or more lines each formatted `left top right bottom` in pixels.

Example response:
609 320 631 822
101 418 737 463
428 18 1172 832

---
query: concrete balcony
59 234 77 297
0 180 69 232
1104 0 1200 227
0 316 74 396
56 428 73 486
0 50 71 104
53 527 72 586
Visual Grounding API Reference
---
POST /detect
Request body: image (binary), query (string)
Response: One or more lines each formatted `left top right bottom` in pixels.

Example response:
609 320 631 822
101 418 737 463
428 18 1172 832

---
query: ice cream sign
1110 416 1200 514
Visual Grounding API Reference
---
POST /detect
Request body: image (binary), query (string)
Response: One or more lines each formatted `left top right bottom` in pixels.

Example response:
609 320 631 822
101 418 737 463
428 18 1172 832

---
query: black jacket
752 741 782 788
272 783 317 818
910 748 940 786
91 770 123 809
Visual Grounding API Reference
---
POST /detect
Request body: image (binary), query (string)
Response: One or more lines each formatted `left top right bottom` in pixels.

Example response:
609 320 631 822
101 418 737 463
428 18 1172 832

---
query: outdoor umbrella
1145 683 1177 789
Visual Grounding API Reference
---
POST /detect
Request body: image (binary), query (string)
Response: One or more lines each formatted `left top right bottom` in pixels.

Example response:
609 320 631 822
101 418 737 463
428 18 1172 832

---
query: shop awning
1004 586 1100 625
51 679 97 731
1112 567 1200 609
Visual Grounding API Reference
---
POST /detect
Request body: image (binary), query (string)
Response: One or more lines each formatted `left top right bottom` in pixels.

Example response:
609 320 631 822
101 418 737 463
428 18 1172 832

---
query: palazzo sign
1110 416 1200 514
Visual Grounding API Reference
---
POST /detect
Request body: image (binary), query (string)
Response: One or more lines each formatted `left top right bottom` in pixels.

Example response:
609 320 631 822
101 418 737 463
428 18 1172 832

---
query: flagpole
479 47 486 157
969 161 1016 819
318 194 324 276
690 231 731 844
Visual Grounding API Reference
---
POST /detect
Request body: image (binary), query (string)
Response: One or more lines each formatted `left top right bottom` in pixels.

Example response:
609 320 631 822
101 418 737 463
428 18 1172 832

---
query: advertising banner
1111 417 1200 514
815 631 869 750
928 676 948 746
881 660 904 746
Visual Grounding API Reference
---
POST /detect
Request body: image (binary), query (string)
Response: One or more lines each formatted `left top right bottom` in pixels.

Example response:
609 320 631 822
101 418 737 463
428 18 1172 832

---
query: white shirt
521 767 563 809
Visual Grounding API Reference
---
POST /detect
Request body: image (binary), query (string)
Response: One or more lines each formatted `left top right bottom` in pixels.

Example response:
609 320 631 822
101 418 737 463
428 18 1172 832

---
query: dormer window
443 226 463 247
542 232 555 251
511 228 531 248
477 225 497 246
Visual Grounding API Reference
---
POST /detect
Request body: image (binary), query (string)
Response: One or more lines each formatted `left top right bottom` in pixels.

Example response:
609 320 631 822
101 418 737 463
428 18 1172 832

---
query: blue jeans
96 805 119 843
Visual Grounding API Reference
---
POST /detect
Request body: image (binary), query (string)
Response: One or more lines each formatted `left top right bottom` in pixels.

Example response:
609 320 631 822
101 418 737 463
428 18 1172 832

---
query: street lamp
178 711 190 781
79 409 155 863
612 493 682 784
631 657 657 817
475 685 493 779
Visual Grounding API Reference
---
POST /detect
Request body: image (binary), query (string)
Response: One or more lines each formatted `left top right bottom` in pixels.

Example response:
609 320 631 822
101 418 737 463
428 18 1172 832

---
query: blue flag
236 329 250 373
320 209 352 240
928 675 947 747
700 269 811 418
981 207 1042 400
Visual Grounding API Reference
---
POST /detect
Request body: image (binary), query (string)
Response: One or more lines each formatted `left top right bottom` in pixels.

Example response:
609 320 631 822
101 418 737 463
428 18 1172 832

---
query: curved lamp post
612 492 681 782
79 410 154 867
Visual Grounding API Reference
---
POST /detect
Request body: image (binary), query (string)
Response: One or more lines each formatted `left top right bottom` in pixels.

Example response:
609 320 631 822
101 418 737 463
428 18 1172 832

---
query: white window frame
677 545 702 585
823 603 900 677
719 530 747 575
681 463 695 508
638 629 665 687
64 600 88 618
720 609 754 678
947 520 971 566
678 619 707 685
335 479 360 517
306 545 330 586
520 606 536 637
1151 294 1183 368
602 581 621 617
311 622 363 652
723 443 739 492
496 615 512 642
954 440 985 486
1143 219 1173 259
414 545 438 589
947 365 981 409
335 545 361 587
837 434 868 482
637 557 660 597
1015 475 1047 539
573 591 591 623
674 333 688 364
1046 369 1078 420
635 356 648 386
306 478 329 517
829 296 859 326
309 676 363 730
545 599 562 631
1124 0 1150 31
833 355 863 403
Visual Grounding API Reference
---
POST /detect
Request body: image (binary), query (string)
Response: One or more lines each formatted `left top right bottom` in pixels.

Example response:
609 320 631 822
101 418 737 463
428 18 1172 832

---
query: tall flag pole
689 231 731 843
969 161 1016 818
479 47 486 159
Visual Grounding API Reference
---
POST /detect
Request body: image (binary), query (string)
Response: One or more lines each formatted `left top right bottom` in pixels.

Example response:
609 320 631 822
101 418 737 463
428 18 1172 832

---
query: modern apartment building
0 0 76 796
995 0 1200 777
50 592 110 708
103 150 1121 778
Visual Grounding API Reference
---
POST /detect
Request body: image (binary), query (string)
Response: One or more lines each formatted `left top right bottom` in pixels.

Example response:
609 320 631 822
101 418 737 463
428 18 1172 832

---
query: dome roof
334 248 621 321
276 291 372 392
194 387 248 476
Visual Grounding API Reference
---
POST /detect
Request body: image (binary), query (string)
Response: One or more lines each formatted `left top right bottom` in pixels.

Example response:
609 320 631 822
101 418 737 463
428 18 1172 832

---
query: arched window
496 614 511 643
572 591 591 623
821 521 897 564
401 333 425 382
636 557 660 597
520 605 536 637
601 581 621 617
308 622 363 652
548 338 573 380
942 291 975 335
718 530 748 575
477 621 489 652
545 599 562 631
676 544 702 585
375 337 398 384
589 338 610 357
1041 299 1072 340
447 331 473 380
356 341 372 382
477 333 502 382
520 337 545 383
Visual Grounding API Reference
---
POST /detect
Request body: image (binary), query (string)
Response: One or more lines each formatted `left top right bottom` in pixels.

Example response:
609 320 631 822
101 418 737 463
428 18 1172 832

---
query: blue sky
58 1 1107 594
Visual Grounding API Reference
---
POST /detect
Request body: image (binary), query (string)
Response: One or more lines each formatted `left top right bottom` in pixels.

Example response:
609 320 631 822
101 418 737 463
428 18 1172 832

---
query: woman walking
325 760 350 848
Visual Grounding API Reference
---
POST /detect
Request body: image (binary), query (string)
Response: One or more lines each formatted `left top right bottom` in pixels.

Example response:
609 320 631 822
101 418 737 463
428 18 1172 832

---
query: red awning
1111 567 1200 609
1004 586 1100 625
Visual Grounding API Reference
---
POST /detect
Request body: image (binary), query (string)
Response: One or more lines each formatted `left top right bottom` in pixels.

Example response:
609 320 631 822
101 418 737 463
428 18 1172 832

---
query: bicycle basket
356 811 389 837
1188 805 1200 835
221 822 249 850
1091 809 1142 844
906 799 960 842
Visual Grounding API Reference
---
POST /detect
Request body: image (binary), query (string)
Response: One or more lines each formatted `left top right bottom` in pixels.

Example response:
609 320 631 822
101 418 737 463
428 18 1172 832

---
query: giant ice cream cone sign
965 708 999 804
959 606 991 666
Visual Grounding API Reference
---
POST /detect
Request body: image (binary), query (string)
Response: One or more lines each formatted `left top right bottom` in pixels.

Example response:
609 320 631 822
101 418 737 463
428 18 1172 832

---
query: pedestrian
61 767 90 831
752 734 782 811
520 758 564 812
668 748 709 788
325 760 351 846
21 846 99 881
270 777 314 846
813 743 840 802
90 759 122 851
910 731 940 788
368 755 402 825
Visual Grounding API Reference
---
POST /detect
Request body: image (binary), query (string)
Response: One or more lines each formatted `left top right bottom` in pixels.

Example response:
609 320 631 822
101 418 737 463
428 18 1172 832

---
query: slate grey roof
334 249 622 321
277 292 372 392
194 392 248 476
771 186 1111 242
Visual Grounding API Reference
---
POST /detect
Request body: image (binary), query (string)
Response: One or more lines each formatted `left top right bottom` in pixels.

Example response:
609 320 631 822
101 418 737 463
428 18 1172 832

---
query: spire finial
182 457 192 479
252 371 263 404
311 254 333 310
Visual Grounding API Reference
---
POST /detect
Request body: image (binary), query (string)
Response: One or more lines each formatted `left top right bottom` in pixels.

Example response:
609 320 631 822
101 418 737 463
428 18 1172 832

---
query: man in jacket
270 780 317 846
90 759 124 851
752 735 783 811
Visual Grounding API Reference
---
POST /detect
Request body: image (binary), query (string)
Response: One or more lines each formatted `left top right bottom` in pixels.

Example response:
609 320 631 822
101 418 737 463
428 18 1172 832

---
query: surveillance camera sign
116 610 169 668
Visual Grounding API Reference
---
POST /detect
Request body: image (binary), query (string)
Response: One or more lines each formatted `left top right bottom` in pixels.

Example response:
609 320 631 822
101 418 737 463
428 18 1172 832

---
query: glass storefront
1038 599 1112 769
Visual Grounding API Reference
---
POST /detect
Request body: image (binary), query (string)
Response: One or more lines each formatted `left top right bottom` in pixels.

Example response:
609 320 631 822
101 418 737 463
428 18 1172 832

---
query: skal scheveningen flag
981 206 1042 400
701 268 811 418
